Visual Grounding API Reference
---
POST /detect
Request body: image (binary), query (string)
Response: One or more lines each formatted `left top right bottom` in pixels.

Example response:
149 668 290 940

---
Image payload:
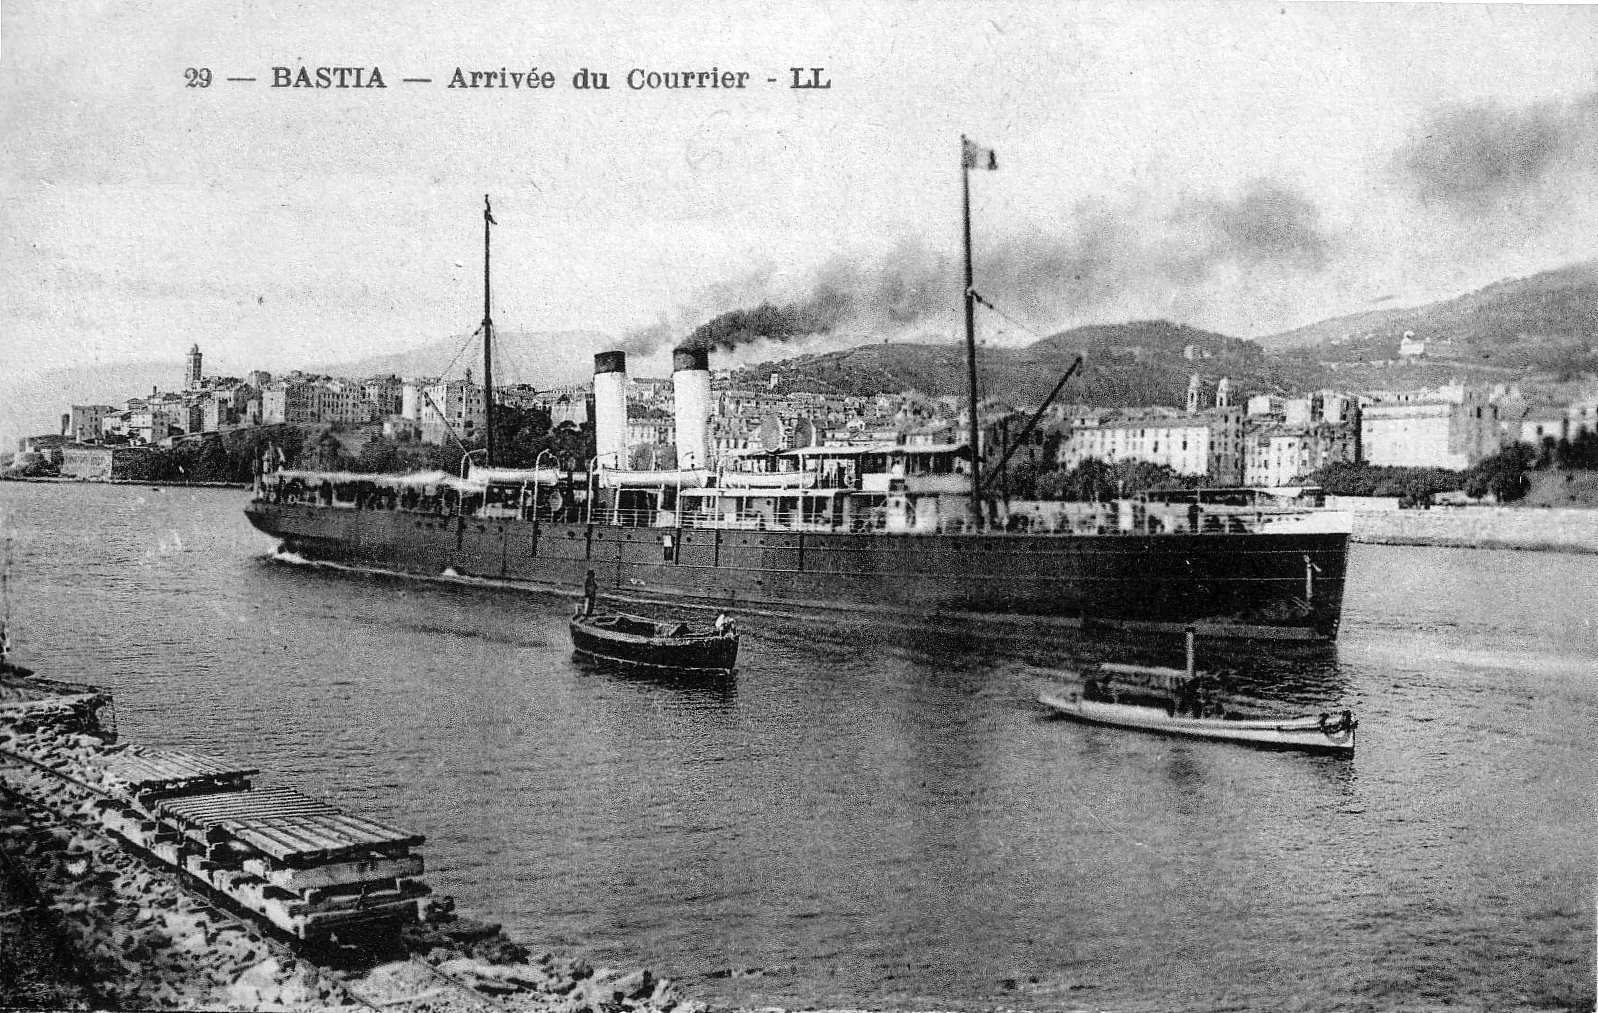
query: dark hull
569 620 739 671
245 502 1349 640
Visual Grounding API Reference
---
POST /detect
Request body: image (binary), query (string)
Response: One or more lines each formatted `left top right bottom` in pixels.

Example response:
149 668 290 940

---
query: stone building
1360 386 1501 470
1058 406 1245 484
418 378 485 445
68 405 116 443
1243 425 1358 487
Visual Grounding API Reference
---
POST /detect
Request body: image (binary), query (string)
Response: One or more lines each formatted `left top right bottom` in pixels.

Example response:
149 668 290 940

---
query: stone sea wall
1349 505 1598 554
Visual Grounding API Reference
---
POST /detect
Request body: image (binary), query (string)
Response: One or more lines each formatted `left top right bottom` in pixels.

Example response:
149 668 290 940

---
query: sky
5 1 1598 444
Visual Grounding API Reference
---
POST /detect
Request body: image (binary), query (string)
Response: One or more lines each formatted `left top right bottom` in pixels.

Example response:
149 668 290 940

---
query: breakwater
1348 505 1598 554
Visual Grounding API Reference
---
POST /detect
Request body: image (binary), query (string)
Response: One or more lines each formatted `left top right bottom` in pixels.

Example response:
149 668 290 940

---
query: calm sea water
1 482 1592 1011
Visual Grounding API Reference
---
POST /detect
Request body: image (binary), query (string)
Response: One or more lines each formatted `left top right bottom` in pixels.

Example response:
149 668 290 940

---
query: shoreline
0 476 249 489
1345 504 1598 555
0 671 700 1013
1351 533 1598 555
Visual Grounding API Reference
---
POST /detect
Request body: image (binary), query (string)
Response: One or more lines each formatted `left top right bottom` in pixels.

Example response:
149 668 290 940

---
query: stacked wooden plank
92 746 427 940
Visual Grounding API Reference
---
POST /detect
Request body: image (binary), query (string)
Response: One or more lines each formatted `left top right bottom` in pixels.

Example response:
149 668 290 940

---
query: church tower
186 343 203 389
1186 373 1202 414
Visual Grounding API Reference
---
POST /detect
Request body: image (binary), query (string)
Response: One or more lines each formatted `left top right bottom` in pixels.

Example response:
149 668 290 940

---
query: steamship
245 163 1351 641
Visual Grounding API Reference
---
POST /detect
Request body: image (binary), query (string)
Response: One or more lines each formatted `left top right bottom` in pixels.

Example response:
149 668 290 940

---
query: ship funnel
594 351 629 471
672 347 712 470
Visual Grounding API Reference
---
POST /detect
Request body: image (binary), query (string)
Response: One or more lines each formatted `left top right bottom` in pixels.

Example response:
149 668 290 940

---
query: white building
261 382 325 425
1243 424 1359 487
1246 394 1282 418
129 408 179 445
419 378 485 445
1518 408 1568 446
1568 398 1598 439
1058 407 1245 484
363 375 404 417
1360 386 1501 469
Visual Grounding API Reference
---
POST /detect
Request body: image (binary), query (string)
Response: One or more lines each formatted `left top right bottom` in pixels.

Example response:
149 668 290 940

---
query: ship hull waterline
245 502 1348 642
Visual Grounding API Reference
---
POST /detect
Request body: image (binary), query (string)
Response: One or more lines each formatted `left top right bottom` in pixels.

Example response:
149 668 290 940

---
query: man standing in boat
583 570 598 616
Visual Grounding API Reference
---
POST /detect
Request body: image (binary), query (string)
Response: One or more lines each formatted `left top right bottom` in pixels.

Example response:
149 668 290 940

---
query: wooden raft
93 746 427 939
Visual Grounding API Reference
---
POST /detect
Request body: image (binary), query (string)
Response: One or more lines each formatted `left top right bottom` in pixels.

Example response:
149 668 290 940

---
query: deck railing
259 484 1347 537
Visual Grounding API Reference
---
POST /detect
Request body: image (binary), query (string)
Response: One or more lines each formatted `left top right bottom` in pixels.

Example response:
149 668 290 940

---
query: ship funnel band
672 347 710 372
594 351 628 375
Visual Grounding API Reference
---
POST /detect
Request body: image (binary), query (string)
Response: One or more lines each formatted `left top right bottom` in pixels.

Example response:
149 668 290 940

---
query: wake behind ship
244 162 1351 641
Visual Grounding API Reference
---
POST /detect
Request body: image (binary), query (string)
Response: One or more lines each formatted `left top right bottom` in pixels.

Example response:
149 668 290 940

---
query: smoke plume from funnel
618 178 1337 358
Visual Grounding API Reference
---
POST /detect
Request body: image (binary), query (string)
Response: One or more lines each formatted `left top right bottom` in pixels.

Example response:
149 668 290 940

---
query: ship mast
960 137 982 528
482 194 496 468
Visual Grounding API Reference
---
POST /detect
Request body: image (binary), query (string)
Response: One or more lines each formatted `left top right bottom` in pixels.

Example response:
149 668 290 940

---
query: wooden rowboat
1038 691 1357 754
569 610 739 672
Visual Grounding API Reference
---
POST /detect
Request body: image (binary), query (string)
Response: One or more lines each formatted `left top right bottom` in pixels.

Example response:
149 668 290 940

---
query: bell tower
186 343 203 389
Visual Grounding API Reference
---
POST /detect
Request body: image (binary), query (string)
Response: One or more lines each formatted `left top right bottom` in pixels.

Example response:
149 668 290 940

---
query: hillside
747 321 1315 408
1261 262 1598 378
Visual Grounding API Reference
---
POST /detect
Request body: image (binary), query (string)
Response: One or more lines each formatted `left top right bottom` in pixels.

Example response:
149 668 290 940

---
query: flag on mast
484 195 496 225
962 136 998 171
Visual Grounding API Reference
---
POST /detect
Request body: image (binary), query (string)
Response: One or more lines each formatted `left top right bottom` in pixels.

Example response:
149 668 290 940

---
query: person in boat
1318 710 1355 733
714 613 736 636
583 570 598 617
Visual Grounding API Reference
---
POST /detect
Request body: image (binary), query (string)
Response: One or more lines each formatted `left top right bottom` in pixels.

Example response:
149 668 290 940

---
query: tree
1302 461 1463 503
196 437 232 482
1036 459 1117 501
308 432 346 472
355 436 400 474
1463 444 1535 502
1570 430 1598 470
1110 459 1195 495
486 405 553 468
1554 436 1575 470
1537 436 1558 469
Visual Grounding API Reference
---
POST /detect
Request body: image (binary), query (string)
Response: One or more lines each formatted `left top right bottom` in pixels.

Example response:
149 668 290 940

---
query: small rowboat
569 610 739 672
1038 691 1357 754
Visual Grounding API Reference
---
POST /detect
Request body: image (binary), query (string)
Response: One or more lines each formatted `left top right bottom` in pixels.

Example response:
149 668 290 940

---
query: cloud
1396 91 1598 215
1177 181 1332 272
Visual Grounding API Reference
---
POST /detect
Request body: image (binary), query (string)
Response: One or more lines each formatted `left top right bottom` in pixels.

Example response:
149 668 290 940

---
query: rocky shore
0 673 700 1012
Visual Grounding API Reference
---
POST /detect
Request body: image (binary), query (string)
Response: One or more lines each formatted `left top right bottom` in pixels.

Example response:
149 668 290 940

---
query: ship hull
244 502 1348 640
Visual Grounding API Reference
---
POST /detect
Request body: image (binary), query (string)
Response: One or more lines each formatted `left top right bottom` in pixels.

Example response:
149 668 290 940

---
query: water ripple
2 484 1592 1010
